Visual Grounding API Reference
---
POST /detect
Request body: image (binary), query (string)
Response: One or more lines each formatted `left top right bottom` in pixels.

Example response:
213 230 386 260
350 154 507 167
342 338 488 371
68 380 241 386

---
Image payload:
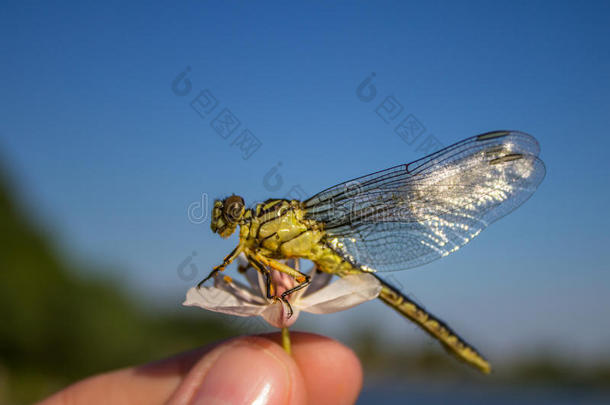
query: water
357 384 610 405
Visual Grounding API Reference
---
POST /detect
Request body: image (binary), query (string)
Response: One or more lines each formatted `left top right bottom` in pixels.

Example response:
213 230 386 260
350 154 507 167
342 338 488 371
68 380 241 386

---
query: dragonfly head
211 195 245 238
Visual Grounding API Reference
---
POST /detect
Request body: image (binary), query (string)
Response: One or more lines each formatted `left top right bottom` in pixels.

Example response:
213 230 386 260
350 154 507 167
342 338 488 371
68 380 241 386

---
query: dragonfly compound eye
223 195 245 223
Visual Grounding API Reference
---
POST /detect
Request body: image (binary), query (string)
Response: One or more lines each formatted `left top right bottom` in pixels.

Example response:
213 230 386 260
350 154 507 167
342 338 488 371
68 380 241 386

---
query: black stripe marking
257 200 286 217
255 205 294 239
477 130 510 141
490 153 523 165
261 231 278 242
277 230 308 248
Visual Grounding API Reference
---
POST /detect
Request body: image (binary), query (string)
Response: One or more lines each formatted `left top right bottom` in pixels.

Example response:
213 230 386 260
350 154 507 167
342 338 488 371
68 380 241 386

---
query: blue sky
1 1 610 360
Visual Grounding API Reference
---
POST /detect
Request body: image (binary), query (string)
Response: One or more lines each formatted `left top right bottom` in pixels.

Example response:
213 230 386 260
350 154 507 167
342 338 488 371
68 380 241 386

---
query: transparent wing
304 131 546 272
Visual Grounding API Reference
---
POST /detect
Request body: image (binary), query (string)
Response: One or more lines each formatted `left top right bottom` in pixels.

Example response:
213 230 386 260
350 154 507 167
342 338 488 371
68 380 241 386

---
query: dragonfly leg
254 254 308 281
197 245 242 289
279 296 294 318
252 254 311 311
247 254 296 317
279 266 311 301
247 255 275 300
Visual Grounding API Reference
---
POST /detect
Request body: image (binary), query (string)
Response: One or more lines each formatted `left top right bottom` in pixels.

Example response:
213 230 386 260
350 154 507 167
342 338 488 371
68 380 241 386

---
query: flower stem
281 327 292 355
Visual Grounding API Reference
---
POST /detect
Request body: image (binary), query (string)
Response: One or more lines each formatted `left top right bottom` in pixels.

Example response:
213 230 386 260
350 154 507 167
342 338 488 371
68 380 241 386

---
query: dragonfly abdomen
374 274 491 374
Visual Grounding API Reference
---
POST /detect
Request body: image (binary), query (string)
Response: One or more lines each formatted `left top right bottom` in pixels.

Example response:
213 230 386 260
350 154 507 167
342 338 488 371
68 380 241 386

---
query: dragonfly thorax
210 195 246 238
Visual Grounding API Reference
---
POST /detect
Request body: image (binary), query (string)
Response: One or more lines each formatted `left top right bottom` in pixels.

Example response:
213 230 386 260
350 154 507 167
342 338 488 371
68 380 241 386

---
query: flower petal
301 268 333 297
244 267 264 295
183 286 266 317
296 273 381 314
260 301 301 328
212 274 266 305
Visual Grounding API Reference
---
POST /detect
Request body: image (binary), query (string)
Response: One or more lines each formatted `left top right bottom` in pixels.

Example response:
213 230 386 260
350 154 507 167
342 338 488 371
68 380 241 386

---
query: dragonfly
200 130 546 373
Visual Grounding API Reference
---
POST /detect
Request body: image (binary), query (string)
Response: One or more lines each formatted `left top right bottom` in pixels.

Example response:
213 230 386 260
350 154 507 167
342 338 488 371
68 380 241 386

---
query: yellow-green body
240 199 358 276
206 130 549 375
212 197 490 374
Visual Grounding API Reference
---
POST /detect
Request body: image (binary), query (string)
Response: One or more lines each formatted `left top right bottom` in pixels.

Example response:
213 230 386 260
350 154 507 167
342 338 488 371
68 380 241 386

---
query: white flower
183 260 382 328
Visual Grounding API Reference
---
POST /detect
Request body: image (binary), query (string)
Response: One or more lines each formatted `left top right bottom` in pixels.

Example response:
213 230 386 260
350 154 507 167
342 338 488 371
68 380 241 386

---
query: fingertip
39 333 361 405
167 335 307 405
265 332 363 405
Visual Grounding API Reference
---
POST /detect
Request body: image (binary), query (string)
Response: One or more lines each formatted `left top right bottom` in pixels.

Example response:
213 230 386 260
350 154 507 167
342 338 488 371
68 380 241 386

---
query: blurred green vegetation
0 170 237 404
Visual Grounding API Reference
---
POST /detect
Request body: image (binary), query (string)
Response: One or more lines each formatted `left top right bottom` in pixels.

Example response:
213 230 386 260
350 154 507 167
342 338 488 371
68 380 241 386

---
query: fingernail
190 343 290 405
